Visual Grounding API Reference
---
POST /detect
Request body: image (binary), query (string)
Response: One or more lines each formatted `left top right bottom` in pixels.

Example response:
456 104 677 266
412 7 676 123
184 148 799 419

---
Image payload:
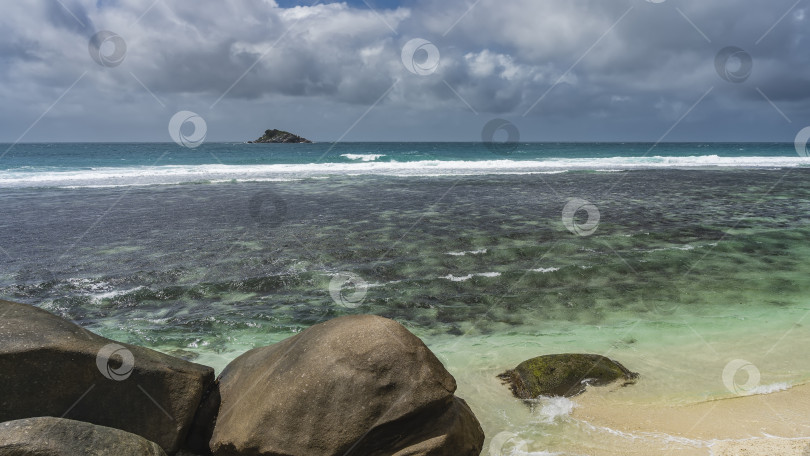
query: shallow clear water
2 144 809 454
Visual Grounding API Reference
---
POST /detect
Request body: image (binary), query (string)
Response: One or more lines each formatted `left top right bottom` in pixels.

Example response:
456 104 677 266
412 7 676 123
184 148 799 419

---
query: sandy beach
567 383 810 455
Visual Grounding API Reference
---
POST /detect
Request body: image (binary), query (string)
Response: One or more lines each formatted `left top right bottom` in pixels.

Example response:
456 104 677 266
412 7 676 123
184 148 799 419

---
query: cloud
0 0 808 141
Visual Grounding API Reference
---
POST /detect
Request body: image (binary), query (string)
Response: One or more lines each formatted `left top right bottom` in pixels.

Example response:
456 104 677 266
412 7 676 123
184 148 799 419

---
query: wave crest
2 155 808 188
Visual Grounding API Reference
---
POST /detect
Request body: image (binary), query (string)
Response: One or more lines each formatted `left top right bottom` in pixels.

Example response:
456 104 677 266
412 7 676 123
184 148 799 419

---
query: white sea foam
532 396 577 424
367 279 403 288
529 267 559 273
441 272 501 282
340 154 386 161
477 272 501 278
446 249 487 256
643 244 696 253
66 277 111 292
747 382 792 395
89 286 144 302
2 155 809 188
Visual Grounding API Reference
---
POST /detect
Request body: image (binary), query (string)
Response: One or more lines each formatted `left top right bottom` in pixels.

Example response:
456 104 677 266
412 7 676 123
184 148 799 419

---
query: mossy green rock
498 354 638 399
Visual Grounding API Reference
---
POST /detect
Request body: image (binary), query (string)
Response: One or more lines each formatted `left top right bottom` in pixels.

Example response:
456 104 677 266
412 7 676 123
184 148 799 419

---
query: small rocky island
248 129 312 144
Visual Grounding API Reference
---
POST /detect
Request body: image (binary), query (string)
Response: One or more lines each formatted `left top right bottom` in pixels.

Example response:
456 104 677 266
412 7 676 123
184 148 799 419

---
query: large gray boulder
0 300 215 454
200 315 484 456
0 417 166 455
498 353 638 398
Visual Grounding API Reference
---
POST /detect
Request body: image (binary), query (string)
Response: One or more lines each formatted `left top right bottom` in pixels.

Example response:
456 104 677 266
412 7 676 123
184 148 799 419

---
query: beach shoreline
564 383 810 455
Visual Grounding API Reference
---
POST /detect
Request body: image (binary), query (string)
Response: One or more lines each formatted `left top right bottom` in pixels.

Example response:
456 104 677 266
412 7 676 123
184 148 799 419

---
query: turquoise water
0 142 798 170
1 143 809 454
0 142 807 188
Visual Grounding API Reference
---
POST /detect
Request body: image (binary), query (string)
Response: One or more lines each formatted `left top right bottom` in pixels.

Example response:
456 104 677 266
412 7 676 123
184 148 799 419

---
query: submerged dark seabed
1 169 810 357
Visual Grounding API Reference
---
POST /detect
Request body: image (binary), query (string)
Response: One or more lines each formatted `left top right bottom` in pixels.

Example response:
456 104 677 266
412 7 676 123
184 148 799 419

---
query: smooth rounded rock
0 417 167 456
498 353 638 398
0 300 215 454
202 314 484 456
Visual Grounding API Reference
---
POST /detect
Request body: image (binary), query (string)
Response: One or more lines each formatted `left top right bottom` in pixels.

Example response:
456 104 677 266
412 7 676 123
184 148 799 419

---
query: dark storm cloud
0 0 808 141
45 0 95 36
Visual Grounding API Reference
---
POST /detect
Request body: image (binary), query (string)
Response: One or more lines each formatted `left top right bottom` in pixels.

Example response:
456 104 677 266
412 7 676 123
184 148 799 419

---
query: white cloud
0 0 807 141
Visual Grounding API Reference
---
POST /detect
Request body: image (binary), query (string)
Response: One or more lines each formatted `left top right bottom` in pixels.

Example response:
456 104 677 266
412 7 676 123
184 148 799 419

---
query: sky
1 0 809 142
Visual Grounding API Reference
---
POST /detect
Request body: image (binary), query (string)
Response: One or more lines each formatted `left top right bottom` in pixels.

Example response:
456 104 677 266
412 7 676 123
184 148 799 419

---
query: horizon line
0 140 798 145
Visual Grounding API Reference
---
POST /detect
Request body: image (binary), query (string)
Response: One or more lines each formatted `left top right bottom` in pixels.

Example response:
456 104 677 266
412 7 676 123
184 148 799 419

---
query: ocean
0 142 807 187
2 142 809 455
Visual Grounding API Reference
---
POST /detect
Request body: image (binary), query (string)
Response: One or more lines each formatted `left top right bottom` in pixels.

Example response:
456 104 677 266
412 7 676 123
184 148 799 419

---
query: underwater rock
0 417 167 456
202 314 484 456
0 299 215 454
498 353 638 398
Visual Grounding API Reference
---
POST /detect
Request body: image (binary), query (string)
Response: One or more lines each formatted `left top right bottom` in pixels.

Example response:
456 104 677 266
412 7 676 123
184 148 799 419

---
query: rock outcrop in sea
498 353 638 398
248 129 312 143
0 300 484 456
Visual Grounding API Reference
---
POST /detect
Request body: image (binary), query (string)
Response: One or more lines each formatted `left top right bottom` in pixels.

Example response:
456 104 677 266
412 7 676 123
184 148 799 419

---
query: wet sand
711 439 810 456
568 383 810 455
